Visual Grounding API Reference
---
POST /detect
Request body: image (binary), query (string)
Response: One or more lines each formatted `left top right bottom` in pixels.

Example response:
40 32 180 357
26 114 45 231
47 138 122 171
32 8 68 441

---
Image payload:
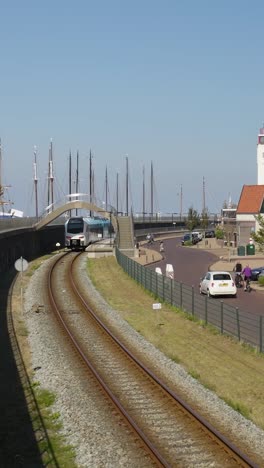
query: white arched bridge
34 194 118 232
34 194 135 254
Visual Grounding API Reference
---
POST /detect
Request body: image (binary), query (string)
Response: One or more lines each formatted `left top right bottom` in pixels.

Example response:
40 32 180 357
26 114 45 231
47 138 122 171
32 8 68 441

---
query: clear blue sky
1 0 264 216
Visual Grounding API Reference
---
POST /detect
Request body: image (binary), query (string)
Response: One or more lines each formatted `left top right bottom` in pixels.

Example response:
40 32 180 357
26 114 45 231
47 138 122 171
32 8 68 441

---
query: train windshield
67 218 84 234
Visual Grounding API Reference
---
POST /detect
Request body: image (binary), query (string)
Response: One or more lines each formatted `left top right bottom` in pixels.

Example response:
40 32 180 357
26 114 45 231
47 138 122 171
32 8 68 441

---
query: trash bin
237 245 245 256
246 244 255 255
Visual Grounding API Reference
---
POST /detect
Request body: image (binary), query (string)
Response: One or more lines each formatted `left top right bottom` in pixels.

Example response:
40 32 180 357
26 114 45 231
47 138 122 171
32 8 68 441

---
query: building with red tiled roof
236 185 264 245
237 185 264 214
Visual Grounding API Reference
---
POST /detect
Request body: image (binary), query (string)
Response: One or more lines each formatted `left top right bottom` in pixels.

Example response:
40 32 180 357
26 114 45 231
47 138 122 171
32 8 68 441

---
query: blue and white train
65 216 112 250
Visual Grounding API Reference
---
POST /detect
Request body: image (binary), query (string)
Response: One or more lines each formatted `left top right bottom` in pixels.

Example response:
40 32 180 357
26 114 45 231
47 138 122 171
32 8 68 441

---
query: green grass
223 398 251 419
30 383 77 467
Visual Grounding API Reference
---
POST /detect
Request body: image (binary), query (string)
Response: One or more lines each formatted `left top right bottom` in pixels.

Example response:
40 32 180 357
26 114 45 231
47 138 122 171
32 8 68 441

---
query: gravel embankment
23 254 264 466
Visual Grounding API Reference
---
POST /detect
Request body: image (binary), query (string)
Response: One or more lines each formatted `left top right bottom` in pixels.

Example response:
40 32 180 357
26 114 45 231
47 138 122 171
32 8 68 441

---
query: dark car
250 266 264 281
181 233 199 246
205 230 215 238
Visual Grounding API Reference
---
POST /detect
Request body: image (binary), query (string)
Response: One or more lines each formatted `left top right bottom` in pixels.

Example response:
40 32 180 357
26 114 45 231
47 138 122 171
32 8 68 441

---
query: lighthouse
257 126 264 184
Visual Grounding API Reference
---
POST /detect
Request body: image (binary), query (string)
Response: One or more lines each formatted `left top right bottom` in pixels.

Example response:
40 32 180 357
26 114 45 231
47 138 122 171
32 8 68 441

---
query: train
65 216 112 250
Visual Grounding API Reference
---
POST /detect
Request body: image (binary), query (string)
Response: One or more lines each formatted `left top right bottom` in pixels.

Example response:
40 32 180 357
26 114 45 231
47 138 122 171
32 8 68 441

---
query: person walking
233 262 243 288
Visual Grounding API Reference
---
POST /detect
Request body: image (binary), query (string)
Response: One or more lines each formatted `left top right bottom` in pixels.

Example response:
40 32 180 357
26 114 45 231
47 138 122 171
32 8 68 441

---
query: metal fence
116 249 264 353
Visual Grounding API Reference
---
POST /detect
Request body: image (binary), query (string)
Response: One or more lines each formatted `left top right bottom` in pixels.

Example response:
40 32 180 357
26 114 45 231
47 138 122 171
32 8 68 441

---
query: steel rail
48 251 258 467
48 251 168 468
70 253 258 468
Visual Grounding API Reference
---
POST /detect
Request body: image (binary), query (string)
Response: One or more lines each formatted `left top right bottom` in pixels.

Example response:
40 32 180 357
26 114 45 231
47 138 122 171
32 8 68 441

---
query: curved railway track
47 251 258 467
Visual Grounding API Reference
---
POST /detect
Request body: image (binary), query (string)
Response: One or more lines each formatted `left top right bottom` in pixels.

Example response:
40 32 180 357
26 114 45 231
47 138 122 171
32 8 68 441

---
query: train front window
67 219 84 234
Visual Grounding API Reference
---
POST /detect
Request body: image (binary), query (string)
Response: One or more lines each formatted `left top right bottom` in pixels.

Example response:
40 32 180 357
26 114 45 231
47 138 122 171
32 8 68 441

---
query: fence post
171 278 173 305
260 316 263 353
156 273 158 299
163 275 165 301
236 307 240 341
221 301 224 334
192 286 194 316
205 296 208 324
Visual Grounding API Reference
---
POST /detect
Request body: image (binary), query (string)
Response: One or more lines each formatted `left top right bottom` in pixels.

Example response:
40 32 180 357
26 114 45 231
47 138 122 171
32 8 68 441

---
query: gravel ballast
23 254 264 466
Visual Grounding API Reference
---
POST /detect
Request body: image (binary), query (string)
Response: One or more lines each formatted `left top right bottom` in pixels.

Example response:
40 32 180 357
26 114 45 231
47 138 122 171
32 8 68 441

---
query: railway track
47 251 258 467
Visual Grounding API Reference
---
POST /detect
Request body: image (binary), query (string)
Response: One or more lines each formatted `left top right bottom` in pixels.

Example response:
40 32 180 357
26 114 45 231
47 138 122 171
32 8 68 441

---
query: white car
199 271 237 298
192 231 203 241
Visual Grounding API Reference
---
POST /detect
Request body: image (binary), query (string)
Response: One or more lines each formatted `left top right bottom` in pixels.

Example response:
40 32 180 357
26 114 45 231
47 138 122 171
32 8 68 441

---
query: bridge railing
41 193 117 218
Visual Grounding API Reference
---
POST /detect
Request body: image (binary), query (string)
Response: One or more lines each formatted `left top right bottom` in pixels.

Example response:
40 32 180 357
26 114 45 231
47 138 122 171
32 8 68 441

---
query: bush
258 276 264 287
215 227 224 239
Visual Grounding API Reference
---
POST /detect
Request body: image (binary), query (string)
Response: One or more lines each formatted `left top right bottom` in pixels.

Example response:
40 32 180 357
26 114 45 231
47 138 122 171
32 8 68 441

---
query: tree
251 215 264 251
186 206 200 231
200 208 209 229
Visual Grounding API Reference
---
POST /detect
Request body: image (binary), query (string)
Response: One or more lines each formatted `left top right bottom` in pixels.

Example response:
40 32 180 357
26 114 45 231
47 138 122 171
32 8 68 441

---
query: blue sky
1 1 264 216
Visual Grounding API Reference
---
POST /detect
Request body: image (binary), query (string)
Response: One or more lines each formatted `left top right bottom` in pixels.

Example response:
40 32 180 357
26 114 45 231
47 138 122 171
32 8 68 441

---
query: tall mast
89 149 92 216
126 155 129 215
202 176 206 212
76 150 79 216
33 146 39 218
0 139 3 214
69 150 72 217
180 184 183 220
69 150 72 196
142 165 145 219
105 165 108 210
0 138 3 202
0 140 12 214
150 161 153 216
116 172 119 214
48 139 54 208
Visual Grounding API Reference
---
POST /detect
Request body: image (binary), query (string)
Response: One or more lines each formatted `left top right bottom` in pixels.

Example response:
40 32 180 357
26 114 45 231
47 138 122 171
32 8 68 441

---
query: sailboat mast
126 155 129 215
50 139 54 207
33 146 38 218
143 165 145 220
69 150 72 217
116 172 119 214
105 165 109 210
0 139 3 200
89 149 92 216
76 151 79 216
150 161 153 216
0 139 3 214
180 184 183 221
202 176 206 212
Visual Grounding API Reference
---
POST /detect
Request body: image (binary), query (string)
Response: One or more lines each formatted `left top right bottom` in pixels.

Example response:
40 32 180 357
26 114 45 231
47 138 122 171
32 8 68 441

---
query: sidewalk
134 237 264 292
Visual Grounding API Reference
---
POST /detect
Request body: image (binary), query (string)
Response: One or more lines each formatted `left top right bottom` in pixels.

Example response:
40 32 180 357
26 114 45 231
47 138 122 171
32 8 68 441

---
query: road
148 237 264 317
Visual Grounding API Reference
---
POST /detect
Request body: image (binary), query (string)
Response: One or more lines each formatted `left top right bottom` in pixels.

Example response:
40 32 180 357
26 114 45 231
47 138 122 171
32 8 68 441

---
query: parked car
181 233 199 246
205 230 215 238
250 266 264 281
199 271 237 298
192 231 203 241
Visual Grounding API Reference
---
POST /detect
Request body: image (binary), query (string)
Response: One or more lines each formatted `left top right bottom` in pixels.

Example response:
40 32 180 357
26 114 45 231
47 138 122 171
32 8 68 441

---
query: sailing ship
0 139 23 217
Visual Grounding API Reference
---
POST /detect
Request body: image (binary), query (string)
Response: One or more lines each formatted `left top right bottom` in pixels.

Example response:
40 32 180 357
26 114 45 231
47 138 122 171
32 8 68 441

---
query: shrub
258 276 264 287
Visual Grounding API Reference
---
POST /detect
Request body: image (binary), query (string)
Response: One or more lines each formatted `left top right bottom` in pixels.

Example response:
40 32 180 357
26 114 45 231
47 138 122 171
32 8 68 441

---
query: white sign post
14 257 29 313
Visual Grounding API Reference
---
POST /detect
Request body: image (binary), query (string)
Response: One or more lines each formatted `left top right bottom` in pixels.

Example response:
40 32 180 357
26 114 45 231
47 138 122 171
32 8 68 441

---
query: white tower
257 126 264 184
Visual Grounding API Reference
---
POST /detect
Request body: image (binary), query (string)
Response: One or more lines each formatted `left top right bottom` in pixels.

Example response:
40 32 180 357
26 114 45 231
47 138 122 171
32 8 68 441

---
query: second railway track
45 251 258 467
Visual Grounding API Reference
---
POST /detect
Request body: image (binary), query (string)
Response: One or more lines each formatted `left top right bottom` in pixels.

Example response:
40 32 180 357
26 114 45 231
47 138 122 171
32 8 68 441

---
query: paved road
148 237 264 317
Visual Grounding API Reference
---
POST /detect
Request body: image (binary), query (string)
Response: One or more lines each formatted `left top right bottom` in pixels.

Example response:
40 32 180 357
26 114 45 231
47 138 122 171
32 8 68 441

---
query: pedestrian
159 240 164 253
242 264 252 291
233 261 242 273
